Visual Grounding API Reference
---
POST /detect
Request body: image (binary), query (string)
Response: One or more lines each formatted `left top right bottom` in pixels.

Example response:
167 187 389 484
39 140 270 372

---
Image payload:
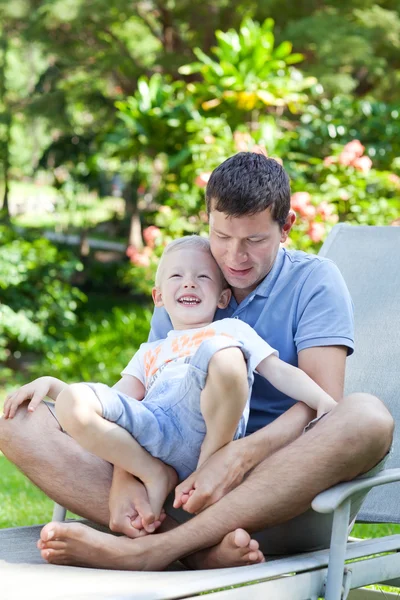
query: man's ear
280 210 296 244
152 287 164 307
217 287 232 309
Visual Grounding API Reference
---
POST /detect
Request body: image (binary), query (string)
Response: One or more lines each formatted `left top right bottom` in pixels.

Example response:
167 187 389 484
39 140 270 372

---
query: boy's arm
112 375 145 400
257 354 337 416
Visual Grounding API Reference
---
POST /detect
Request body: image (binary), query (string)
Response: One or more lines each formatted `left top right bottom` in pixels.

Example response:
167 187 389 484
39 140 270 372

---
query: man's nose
228 243 248 264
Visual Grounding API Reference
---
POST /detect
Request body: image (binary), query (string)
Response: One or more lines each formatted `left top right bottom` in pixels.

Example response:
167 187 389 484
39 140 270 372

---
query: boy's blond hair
155 235 227 288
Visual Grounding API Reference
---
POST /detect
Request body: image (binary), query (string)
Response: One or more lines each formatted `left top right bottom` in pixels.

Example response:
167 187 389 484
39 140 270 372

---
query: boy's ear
152 287 164 307
217 287 231 309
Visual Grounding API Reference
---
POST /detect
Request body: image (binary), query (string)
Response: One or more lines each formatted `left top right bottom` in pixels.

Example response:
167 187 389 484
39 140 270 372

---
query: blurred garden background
0 0 400 529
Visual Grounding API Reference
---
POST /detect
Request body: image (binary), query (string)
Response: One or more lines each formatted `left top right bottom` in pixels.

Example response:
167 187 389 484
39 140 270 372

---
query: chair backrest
319 224 400 522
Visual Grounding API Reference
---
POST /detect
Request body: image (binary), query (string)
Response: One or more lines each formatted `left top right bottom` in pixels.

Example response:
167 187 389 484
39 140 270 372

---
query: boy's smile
152 248 231 330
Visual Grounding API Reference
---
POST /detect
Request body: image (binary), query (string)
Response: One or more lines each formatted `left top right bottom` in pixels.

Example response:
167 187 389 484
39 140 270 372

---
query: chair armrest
312 468 400 514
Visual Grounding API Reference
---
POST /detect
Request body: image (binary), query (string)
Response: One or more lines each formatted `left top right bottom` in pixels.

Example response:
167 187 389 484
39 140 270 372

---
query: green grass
0 455 54 528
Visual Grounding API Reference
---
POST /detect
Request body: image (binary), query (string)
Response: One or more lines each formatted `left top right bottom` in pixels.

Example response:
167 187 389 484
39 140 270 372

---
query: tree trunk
0 33 10 220
123 170 143 249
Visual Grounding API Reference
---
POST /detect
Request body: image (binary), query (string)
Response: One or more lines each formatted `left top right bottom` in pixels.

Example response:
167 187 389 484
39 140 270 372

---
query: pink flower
338 140 370 170
307 222 326 243
338 151 355 167
195 172 211 188
353 156 372 173
291 192 312 218
126 245 151 267
317 201 335 220
343 140 364 158
323 156 336 167
233 131 252 152
143 225 161 249
303 205 317 219
252 145 268 157
389 174 400 186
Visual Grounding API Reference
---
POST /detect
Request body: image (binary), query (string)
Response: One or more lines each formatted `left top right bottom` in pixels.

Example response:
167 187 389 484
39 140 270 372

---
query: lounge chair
1 224 399 600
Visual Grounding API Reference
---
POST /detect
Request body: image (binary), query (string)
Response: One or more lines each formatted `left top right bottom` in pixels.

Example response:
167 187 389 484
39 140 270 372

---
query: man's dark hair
205 152 291 228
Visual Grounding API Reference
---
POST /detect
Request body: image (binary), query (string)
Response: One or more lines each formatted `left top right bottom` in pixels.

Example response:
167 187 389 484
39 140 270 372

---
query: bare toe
233 528 252 548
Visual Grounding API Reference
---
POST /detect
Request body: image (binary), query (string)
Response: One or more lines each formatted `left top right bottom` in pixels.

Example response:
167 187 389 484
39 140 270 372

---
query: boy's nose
183 281 196 288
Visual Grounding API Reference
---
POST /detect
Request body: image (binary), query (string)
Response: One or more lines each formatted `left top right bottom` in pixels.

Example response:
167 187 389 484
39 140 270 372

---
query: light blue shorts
85 335 254 480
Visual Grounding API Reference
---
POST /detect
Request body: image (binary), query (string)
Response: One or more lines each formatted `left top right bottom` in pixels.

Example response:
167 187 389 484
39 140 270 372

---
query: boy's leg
56 384 178 531
198 347 248 466
176 345 249 508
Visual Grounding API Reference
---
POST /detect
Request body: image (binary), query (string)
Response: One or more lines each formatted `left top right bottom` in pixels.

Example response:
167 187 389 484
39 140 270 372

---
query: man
0 152 393 570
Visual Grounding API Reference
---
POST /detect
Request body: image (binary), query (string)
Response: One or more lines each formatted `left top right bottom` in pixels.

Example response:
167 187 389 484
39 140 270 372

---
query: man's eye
248 239 263 243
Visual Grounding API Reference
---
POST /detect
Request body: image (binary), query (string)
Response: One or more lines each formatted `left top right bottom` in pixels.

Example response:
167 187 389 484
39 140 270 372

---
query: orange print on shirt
143 344 162 380
171 328 216 357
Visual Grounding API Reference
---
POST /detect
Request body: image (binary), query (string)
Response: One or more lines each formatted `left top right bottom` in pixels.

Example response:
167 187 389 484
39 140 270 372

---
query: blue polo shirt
148 248 354 434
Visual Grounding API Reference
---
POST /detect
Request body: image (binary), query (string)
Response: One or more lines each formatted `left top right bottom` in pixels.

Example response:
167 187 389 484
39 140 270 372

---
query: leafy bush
0 226 85 360
36 306 152 383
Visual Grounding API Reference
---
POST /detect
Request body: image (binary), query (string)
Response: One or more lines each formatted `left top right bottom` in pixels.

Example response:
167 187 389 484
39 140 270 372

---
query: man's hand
3 376 66 419
174 438 251 514
109 468 165 537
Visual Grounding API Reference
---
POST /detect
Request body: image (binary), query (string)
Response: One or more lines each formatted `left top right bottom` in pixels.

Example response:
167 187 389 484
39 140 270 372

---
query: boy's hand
3 377 54 419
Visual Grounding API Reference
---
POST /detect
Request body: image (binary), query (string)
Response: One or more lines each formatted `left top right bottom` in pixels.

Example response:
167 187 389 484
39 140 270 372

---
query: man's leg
36 393 394 570
0 402 154 530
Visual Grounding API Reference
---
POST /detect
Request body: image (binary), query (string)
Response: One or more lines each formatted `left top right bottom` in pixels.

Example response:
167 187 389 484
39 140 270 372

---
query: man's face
209 205 294 302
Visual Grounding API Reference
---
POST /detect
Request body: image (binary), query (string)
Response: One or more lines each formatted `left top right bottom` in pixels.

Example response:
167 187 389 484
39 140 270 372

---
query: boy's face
152 248 231 330
209 205 295 303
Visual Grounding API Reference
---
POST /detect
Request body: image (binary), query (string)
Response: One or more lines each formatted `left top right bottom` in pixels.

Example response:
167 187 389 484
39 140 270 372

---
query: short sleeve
230 319 279 372
121 346 146 385
294 259 354 355
148 306 173 342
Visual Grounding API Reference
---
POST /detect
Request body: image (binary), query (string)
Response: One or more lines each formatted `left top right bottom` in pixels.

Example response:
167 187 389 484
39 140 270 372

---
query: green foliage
180 18 315 114
0 225 85 359
36 306 152 383
294 97 400 170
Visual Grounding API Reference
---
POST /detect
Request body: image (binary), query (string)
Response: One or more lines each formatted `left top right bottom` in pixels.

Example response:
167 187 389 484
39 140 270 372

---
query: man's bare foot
185 529 265 569
141 461 178 533
37 521 170 570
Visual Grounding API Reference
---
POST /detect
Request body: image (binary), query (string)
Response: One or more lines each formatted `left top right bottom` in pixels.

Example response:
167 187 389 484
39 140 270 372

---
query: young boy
4 236 336 534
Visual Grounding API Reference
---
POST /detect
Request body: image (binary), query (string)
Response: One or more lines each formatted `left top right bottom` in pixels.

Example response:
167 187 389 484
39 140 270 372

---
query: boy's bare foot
141 461 178 533
127 476 167 533
185 529 265 569
38 521 169 570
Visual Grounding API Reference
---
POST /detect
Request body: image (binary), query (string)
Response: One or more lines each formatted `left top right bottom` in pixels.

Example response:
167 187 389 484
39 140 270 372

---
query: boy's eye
199 274 210 279
170 274 181 278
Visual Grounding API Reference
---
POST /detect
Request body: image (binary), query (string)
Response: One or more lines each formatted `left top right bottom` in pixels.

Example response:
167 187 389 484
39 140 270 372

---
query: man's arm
175 345 347 514
256 354 337 416
298 345 347 402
